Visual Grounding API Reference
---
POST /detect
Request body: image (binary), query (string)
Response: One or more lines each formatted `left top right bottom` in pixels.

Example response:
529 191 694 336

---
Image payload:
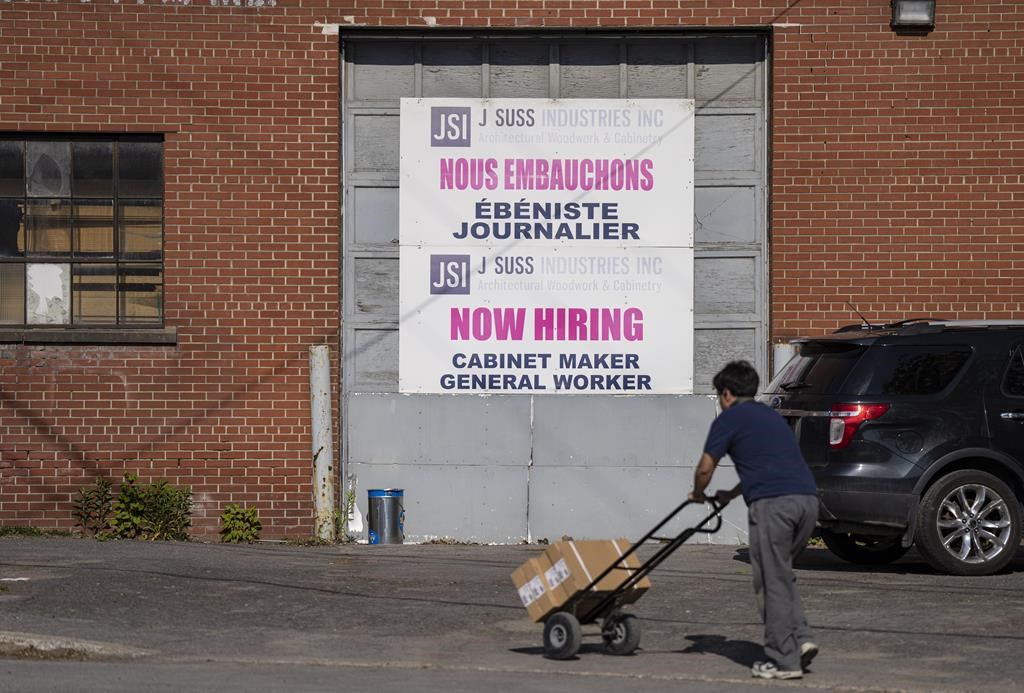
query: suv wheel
915 469 1022 576
819 529 910 565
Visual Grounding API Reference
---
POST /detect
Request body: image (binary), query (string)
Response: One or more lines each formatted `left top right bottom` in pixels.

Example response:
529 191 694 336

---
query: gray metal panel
353 257 398 319
490 42 551 97
695 186 757 246
352 187 399 245
694 327 759 393
695 256 758 316
532 395 715 467
353 114 400 172
559 42 620 98
423 43 484 97
351 462 529 543
695 113 757 173
349 42 417 101
349 328 398 389
695 35 762 102
625 42 690 98
347 393 533 466
528 465 747 544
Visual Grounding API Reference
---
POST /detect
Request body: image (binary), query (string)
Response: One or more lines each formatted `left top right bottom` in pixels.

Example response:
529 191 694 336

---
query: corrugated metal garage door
341 33 767 543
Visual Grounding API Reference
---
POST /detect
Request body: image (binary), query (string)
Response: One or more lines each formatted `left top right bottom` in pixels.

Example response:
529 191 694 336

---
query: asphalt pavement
0 536 1022 692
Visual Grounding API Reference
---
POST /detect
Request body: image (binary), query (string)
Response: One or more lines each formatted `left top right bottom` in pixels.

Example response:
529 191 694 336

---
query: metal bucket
367 489 404 544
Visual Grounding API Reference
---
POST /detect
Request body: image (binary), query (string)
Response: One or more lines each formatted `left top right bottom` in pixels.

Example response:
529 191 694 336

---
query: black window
764 342 867 395
863 346 972 395
0 136 163 327
1002 346 1024 397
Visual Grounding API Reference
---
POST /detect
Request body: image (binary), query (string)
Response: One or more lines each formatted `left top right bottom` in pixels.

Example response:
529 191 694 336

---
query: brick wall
2 1 1023 536
768 1 1024 338
0 1 340 537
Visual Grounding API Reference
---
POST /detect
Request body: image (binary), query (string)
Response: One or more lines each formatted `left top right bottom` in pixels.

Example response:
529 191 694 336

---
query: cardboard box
512 538 653 622
511 553 574 623
542 538 651 606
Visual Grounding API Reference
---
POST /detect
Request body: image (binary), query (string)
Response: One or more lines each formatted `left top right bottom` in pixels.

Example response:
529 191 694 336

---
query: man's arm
714 484 742 505
688 452 719 502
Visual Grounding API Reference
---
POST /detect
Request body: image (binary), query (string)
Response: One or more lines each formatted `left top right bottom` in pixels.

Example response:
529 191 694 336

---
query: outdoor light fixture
891 0 936 29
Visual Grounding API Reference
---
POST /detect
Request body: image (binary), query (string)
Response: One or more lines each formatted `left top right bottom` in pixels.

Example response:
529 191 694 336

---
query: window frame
1000 345 1024 398
0 134 173 344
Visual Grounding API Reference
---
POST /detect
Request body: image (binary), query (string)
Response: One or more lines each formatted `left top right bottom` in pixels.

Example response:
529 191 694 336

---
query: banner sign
399 98 695 394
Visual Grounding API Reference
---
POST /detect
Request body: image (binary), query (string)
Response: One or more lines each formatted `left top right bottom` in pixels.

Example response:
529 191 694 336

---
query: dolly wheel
602 612 641 655
543 612 582 660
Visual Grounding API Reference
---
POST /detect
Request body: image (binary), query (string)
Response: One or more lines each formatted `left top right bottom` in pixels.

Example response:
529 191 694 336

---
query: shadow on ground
509 641 639 660
727 545 1024 576
676 634 762 667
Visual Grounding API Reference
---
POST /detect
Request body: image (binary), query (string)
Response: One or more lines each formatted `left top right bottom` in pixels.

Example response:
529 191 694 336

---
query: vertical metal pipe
309 345 336 542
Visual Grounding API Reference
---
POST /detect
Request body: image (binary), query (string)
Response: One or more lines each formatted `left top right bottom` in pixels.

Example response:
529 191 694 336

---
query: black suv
760 319 1024 575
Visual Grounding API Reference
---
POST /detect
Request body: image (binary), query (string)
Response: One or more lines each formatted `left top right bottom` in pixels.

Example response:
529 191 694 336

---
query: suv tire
819 529 910 565
914 469 1022 576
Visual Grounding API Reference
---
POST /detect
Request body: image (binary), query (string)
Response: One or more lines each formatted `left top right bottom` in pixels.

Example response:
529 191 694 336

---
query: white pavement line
0 578 29 582
0 631 154 659
155 654 955 693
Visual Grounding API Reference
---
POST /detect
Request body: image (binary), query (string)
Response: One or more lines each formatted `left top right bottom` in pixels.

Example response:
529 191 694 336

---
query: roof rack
923 320 1024 328
833 317 946 333
833 318 1024 334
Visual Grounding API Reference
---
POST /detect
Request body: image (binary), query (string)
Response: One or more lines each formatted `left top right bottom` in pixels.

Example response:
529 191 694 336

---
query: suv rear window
767 342 972 396
765 342 867 395
858 346 972 395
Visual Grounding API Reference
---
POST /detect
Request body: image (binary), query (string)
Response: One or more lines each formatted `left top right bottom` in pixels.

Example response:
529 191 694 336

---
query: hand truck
541 499 725 660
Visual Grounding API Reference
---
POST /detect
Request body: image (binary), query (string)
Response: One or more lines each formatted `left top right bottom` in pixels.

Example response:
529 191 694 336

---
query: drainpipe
309 345 336 542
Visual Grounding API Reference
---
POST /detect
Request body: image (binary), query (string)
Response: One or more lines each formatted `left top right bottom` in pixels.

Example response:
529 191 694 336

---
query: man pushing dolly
689 360 820 680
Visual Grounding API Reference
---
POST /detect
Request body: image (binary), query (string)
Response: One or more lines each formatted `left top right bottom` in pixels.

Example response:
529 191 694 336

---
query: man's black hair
712 360 759 398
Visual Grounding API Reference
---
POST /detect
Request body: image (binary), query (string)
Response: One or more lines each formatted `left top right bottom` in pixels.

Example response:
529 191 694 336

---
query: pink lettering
532 308 644 341
450 307 526 341
500 158 654 191
439 158 498 190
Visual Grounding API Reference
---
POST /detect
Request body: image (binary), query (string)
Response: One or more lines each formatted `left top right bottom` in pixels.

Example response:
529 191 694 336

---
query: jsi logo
430 254 471 294
431 107 471 147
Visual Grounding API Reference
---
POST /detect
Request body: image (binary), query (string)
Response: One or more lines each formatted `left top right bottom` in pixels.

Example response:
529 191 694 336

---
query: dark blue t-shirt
703 400 817 504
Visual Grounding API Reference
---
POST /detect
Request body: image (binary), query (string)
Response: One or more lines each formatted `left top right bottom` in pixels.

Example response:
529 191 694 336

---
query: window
865 346 972 395
0 136 163 327
763 342 868 395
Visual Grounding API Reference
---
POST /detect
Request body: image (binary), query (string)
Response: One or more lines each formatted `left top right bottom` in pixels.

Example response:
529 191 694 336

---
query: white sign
399 98 695 394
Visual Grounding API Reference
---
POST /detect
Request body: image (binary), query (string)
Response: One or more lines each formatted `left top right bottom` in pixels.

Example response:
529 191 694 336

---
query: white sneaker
800 641 819 670
751 661 803 680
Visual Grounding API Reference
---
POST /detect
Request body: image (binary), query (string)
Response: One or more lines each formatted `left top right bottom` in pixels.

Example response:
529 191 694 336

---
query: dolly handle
576 500 726 623
574 499 725 623
574 499 695 593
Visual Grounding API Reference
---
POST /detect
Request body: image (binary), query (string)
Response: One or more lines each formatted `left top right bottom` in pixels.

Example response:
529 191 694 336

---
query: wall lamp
891 0 936 30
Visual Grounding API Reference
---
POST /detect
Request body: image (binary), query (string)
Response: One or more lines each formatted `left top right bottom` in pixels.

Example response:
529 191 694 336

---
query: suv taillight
828 403 890 449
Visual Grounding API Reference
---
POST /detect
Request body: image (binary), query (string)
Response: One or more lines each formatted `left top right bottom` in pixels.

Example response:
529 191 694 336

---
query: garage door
341 33 766 542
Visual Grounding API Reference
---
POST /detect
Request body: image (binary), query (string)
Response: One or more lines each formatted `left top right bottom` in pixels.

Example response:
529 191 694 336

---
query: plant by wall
141 480 192 540
109 473 192 541
336 489 357 543
73 477 113 536
219 504 262 543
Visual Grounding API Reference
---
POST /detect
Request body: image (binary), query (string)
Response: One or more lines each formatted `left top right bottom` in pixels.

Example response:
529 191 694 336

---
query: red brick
3 0 1024 534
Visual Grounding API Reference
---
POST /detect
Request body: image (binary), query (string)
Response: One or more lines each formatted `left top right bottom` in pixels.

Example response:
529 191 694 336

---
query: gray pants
747 494 819 671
